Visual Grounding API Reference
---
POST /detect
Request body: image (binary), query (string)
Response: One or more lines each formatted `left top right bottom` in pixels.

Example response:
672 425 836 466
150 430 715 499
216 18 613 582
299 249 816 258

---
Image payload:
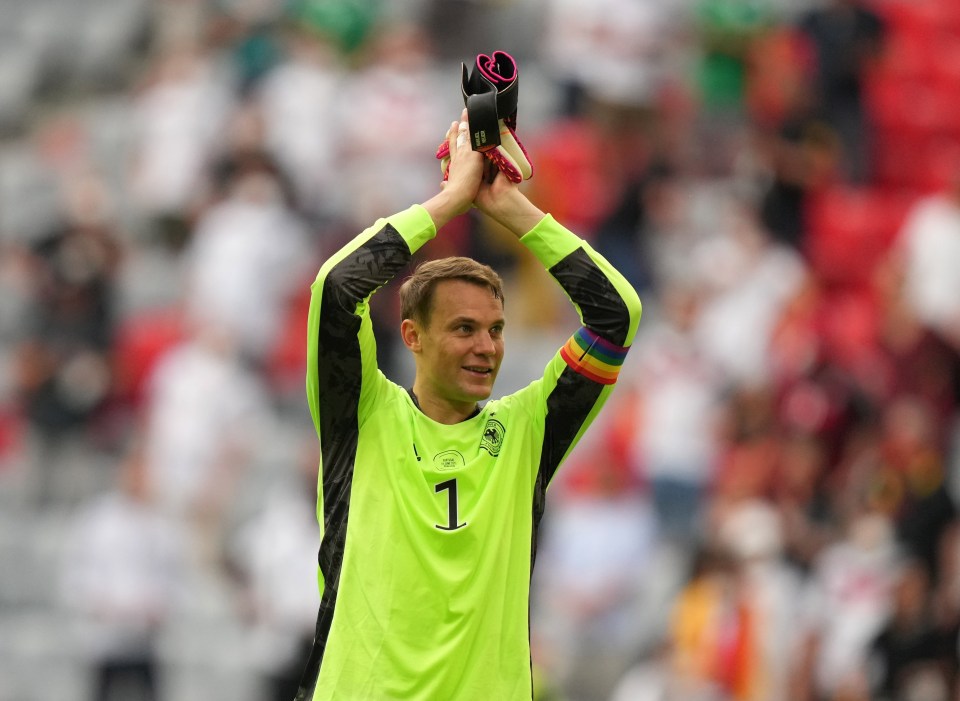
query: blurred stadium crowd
1 0 960 700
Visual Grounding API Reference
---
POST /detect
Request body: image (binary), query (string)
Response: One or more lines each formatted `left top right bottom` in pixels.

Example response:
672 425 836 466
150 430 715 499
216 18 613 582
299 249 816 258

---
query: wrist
422 189 471 230
485 192 545 238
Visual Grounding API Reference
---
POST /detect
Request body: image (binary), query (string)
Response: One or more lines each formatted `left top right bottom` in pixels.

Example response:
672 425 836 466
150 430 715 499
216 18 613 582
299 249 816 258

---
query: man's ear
400 318 422 352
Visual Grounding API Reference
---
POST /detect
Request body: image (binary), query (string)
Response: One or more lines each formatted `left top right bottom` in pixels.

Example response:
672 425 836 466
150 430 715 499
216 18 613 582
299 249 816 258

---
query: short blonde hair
399 257 504 326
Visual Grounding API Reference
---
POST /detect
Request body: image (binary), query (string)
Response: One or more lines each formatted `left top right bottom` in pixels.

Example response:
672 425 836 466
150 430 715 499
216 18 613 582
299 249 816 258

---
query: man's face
411 279 505 407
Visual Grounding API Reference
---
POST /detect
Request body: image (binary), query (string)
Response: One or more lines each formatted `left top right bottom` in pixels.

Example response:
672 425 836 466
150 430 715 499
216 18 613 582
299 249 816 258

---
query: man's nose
473 331 496 355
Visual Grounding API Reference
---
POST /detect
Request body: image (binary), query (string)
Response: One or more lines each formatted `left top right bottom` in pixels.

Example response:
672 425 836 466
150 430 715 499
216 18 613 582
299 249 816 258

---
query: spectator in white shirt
60 450 186 701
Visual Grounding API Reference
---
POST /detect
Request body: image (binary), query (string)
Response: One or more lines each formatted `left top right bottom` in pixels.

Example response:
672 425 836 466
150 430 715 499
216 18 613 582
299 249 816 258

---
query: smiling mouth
463 366 493 376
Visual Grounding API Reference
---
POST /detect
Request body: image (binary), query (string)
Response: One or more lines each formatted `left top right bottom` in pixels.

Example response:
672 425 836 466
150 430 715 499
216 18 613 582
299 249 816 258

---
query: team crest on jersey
433 450 465 471
480 418 505 456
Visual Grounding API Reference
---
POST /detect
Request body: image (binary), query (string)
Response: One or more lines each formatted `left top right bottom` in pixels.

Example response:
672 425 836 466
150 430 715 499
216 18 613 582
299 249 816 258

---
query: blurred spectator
934 524 960 673
743 16 810 132
695 0 772 118
148 0 216 54
796 0 886 184
333 22 447 228
693 0 774 175
796 510 899 701
129 42 237 248
768 276 877 468
533 419 657 701
419 0 498 61
662 500 803 700
60 450 185 701
227 463 319 701
642 171 704 291
182 150 315 365
625 281 724 546
541 0 683 119
716 499 806 701
741 11 843 251
137 322 270 567
287 0 383 56
867 259 960 453
252 24 346 221
888 169 960 351
11 173 123 501
692 192 806 388
592 161 673 295
754 96 841 251
709 385 782 531
868 556 958 701
207 0 287 93
668 542 751 700
771 431 837 571
861 397 957 582
608 643 672 701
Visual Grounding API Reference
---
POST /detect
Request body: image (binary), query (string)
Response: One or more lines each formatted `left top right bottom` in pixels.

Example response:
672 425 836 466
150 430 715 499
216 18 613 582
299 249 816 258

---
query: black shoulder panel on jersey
549 248 632 347
529 365 603 564
297 223 410 700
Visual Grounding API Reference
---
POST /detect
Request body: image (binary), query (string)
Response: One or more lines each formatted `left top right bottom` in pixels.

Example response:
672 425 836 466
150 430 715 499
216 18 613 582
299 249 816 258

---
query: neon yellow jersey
299 205 641 701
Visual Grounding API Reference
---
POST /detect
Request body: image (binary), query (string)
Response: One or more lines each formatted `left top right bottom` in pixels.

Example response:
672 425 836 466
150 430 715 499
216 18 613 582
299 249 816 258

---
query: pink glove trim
476 51 517 87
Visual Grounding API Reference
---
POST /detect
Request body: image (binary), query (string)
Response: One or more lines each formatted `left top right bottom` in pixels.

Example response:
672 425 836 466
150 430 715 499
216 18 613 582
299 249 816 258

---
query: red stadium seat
873 131 960 193
872 80 955 136
916 136 960 192
931 36 960 89
819 286 881 371
804 186 912 286
111 306 185 409
874 0 960 38
872 129 920 189
873 31 933 82
0 407 25 466
524 119 618 238
266 288 311 394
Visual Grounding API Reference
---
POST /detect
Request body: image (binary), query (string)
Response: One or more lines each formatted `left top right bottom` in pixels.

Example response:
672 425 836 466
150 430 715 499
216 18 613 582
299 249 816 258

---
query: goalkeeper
297 109 642 700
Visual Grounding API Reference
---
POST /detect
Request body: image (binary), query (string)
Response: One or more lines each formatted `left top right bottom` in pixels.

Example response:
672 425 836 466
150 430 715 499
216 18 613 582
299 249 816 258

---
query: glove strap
476 51 518 129
460 51 520 151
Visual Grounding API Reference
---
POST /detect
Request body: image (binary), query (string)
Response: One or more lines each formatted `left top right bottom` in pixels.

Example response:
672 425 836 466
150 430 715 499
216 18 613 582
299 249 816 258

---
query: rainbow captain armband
559 327 628 385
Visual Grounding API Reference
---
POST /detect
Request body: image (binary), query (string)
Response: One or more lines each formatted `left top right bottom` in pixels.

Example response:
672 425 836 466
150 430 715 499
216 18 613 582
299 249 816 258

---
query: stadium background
0 0 959 699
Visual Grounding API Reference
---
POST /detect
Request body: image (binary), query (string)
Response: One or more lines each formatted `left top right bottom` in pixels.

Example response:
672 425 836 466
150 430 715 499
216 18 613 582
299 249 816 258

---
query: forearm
483 185 546 239
521 215 642 347
421 189 476 232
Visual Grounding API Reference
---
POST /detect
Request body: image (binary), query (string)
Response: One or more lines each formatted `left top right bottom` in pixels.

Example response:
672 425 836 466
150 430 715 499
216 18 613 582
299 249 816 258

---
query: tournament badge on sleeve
436 51 533 184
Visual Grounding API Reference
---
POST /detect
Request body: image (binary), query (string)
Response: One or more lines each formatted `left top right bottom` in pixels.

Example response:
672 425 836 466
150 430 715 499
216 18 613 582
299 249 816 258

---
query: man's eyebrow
448 316 506 327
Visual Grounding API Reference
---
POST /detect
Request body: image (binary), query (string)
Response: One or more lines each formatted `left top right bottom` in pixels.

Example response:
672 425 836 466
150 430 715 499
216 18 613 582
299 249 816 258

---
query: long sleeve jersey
298 204 642 700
